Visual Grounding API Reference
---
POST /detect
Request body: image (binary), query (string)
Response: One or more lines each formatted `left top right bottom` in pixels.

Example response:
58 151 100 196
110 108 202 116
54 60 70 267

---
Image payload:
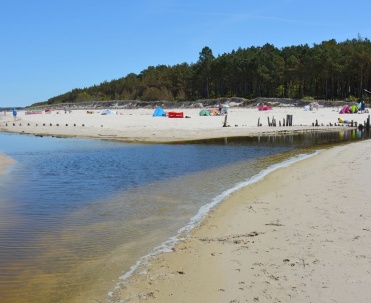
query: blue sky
1 0 370 107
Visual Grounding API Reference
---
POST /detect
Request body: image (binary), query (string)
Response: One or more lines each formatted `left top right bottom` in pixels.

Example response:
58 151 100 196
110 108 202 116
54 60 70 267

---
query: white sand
0 106 368 142
112 141 371 303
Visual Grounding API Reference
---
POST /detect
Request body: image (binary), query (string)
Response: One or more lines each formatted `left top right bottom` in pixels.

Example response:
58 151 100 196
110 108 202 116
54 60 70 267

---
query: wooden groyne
258 114 371 129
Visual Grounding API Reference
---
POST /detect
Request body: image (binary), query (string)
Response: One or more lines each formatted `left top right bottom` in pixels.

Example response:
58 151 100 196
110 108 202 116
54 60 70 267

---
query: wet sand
111 140 371 303
0 153 15 175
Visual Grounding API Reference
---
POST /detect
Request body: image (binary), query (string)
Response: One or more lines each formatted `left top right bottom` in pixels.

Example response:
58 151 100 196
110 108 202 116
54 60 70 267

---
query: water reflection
183 129 371 147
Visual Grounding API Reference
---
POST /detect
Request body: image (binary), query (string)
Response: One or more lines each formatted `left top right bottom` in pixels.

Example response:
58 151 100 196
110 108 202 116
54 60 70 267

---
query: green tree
196 46 215 98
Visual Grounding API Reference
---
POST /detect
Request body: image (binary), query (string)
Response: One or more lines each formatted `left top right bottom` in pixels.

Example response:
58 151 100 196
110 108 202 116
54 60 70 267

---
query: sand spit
1 106 367 143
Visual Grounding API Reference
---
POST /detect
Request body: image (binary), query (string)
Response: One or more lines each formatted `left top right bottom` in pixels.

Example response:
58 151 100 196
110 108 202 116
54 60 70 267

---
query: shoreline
110 140 371 302
1 107 370 302
110 151 320 287
0 107 361 143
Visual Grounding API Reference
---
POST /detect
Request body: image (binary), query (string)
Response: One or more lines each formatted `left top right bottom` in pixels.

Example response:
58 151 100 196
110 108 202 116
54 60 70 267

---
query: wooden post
267 117 271 126
257 117 260 127
367 115 370 128
223 114 228 127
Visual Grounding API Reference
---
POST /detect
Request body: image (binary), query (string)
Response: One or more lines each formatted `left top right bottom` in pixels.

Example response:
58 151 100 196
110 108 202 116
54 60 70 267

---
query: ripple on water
0 130 369 302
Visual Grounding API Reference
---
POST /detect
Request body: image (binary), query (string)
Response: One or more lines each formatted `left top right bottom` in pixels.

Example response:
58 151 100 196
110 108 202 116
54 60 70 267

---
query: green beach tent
199 109 211 116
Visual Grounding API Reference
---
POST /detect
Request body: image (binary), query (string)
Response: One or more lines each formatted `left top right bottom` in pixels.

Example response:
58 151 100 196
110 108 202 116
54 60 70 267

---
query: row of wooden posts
3 122 86 127
257 115 293 127
318 115 371 128
3 114 371 130
258 114 371 129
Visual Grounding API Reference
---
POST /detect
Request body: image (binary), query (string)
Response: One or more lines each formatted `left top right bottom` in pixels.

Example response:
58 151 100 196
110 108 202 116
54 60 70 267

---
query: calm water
0 130 369 303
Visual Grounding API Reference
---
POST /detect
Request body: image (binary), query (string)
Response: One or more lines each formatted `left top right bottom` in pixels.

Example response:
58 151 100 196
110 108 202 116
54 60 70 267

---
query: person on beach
12 108 17 121
357 100 362 111
338 118 350 124
358 100 366 113
218 103 222 114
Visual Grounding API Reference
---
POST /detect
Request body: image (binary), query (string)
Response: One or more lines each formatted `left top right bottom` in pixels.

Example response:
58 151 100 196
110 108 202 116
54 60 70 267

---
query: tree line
32 35 371 107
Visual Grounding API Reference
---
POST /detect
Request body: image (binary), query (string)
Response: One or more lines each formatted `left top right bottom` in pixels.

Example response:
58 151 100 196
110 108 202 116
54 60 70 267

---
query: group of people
357 100 367 113
218 103 228 115
339 100 368 114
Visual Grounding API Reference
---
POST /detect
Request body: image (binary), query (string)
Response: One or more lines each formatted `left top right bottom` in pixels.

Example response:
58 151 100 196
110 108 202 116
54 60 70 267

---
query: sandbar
0 106 366 143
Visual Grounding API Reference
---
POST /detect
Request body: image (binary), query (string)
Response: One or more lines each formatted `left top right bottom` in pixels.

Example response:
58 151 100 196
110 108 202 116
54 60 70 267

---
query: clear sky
1 0 370 107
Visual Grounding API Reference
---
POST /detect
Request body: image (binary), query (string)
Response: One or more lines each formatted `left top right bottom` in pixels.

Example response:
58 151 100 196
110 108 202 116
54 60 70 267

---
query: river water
0 130 369 303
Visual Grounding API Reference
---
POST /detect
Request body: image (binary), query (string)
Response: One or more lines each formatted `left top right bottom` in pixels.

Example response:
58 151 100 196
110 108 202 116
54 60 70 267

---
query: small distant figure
357 99 362 110
218 103 222 114
358 100 366 113
12 108 17 121
338 118 350 124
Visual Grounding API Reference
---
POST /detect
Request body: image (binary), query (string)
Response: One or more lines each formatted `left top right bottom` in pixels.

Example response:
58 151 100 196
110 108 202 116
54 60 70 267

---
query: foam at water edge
112 150 321 295
176 150 321 237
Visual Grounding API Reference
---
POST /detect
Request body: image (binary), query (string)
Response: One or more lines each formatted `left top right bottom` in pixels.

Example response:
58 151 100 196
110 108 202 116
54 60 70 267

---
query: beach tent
101 109 116 115
350 105 358 113
199 109 211 116
153 107 166 117
339 105 350 114
309 102 319 110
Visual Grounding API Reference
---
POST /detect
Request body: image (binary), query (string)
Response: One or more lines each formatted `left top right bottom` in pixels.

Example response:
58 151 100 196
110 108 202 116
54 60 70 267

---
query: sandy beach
108 140 371 303
1 105 370 302
0 106 367 143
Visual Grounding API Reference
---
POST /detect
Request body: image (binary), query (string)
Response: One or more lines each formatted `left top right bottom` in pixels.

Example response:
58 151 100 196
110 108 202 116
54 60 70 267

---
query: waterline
0 131 368 303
